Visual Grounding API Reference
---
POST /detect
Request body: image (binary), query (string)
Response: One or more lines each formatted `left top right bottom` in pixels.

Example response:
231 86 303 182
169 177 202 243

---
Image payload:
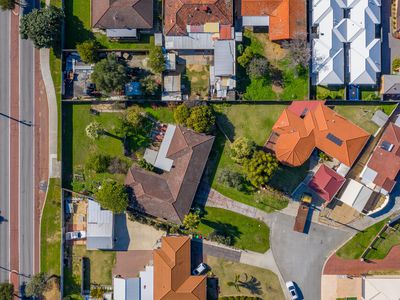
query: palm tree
227 274 241 292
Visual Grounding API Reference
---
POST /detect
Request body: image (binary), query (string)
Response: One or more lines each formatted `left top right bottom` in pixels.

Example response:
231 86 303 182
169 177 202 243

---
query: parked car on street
286 281 299 300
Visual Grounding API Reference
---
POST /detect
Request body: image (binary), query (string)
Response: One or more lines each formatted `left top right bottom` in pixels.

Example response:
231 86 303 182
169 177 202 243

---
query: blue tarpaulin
125 82 142 96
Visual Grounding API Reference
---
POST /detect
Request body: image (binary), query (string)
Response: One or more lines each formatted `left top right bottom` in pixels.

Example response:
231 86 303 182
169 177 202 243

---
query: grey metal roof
163 74 181 92
114 277 140 300
214 40 235 76
106 29 138 38
372 110 389 127
87 199 114 250
164 33 215 50
382 75 400 94
242 16 269 26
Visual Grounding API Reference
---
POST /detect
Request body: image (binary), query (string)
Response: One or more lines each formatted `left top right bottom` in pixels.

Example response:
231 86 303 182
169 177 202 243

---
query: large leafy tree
25 272 49 298
186 105 215 134
244 151 279 187
95 180 129 213
0 283 13 300
174 103 191 126
246 56 269 79
123 105 144 128
91 54 129 94
140 75 159 95
148 46 165 73
230 137 256 164
19 6 64 48
0 0 18 10
183 212 201 231
85 121 103 140
76 40 99 64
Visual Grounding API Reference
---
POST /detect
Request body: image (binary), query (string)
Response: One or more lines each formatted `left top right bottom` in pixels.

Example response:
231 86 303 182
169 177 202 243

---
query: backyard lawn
197 207 270 253
316 86 345 100
40 178 61 276
207 256 284 300
336 218 388 259
63 246 115 298
205 104 305 212
184 64 210 100
64 0 153 49
238 30 308 101
365 223 400 259
332 105 397 135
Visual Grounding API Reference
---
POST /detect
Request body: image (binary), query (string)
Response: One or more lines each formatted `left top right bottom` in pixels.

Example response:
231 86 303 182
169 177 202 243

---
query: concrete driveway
270 213 351 300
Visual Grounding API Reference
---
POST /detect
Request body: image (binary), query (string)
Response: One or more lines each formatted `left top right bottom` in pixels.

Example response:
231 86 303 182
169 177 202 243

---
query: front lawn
336 218 388 259
207 256 284 299
63 245 116 297
365 223 400 259
238 30 308 101
64 0 153 49
197 207 270 253
40 178 61 276
332 105 396 134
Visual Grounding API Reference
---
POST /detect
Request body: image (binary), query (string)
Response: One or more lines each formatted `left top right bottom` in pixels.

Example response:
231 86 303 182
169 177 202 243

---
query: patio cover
338 179 373 213
214 40 235 76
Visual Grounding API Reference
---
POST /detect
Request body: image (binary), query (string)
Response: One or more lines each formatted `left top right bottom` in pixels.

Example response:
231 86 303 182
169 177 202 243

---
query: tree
0 283 13 300
95 180 129 213
183 212 201 231
282 34 310 69
85 121 103 140
19 6 64 48
86 153 111 173
174 103 191 125
91 54 129 94
0 0 17 10
25 272 49 298
76 40 99 64
124 105 144 128
140 75 159 95
230 137 256 164
186 105 215 133
246 57 269 79
393 57 400 73
227 274 241 292
90 286 106 299
237 47 254 68
218 169 245 191
244 151 279 187
108 157 129 174
148 46 165 73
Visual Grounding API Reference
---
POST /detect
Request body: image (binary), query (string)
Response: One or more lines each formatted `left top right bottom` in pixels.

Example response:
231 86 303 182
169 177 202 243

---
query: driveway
270 213 351 300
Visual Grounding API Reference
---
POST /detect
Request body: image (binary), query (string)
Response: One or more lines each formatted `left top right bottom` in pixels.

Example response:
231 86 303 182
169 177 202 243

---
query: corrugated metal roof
242 16 269 26
87 199 114 249
165 33 215 49
214 40 235 76
106 29 137 38
114 277 140 300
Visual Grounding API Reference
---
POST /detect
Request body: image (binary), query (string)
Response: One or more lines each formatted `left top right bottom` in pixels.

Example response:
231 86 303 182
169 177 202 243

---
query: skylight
326 133 343 146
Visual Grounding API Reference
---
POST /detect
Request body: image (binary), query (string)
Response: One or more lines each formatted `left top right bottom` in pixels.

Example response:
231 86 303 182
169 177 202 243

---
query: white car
286 281 299 300
66 231 86 241
192 263 208 275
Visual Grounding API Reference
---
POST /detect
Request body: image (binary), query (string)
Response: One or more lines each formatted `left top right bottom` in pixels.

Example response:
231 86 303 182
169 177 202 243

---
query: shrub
148 46 165 73
246 56 269 79
174 103 191 125
123 105 144 128
218 169 245 191
0 283 13 300
140 75 159 95
244 151 279 187
86 153 111 173
186 105 215 133
183 212 201 231
237 47 254 68
25 272 49 298
138 159 155 172
393 58 400 73
208 230 233 246
230 137 256 164
108 157 130 174
76 40 99 63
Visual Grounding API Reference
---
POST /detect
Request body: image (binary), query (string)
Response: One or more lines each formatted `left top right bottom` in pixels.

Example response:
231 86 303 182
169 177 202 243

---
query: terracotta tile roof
164 0 233 36
154 236 206 300
308 164 346 202
125 126 214 223
91 0 153 30
241 0 306 40
366 123 400 193
269 101 370 167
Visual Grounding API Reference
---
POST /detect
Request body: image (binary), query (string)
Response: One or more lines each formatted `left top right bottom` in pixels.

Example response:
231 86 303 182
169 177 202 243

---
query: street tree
186 105 215 134
25 272 49 298
20 6 64 48
174 103 191 126
76 40 99 64
0 0 18 10
95 180 129 213
148 46 165 73
91 54 129 94
85 121 103 140
230 137 256 164
183 212 201 231
244 151 279 187
0 283 13 300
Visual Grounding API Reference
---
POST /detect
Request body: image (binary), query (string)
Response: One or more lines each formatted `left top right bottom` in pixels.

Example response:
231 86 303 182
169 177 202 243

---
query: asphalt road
0 9 10 283
270 213 351 300
19 0 36 284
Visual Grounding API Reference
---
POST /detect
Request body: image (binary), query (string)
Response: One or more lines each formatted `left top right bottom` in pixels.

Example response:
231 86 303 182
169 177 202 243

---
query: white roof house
86 199 114 250
363 276 400 300
140 265 154 300
113 277 140 300
312 0 381 85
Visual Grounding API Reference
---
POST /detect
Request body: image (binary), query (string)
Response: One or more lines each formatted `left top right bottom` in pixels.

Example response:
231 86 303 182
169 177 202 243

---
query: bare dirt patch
43 277 61 300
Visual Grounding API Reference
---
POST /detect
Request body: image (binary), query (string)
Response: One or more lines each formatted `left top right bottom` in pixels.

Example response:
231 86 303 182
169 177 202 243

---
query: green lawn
207 256 284 300
332 105 397 134
40 178 61 276
64 0 153 49
144 105 175 124
49 48 61 159
365 223 400 259
64 245 115 298
184 65 210 99
361 90 380 100
197 207 270 253
336 218 388 259
316 86 345 100
239 30 308 101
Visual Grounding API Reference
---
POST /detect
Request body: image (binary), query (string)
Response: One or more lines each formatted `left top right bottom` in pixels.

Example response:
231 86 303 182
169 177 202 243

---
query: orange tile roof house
125 125 214 224
240 0 306 41
91 0 153 38
154 236 206 300
361 119 400 194
267 101 370 167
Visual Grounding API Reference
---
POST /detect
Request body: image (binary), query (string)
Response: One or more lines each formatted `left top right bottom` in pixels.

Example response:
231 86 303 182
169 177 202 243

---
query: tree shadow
62 103 73 189
200 219 242 243
64 1 95 48
215 112 235 142
239 275 263 295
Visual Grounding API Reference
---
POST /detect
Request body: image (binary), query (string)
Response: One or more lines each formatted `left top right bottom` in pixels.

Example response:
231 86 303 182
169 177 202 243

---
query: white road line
7 10 11 283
